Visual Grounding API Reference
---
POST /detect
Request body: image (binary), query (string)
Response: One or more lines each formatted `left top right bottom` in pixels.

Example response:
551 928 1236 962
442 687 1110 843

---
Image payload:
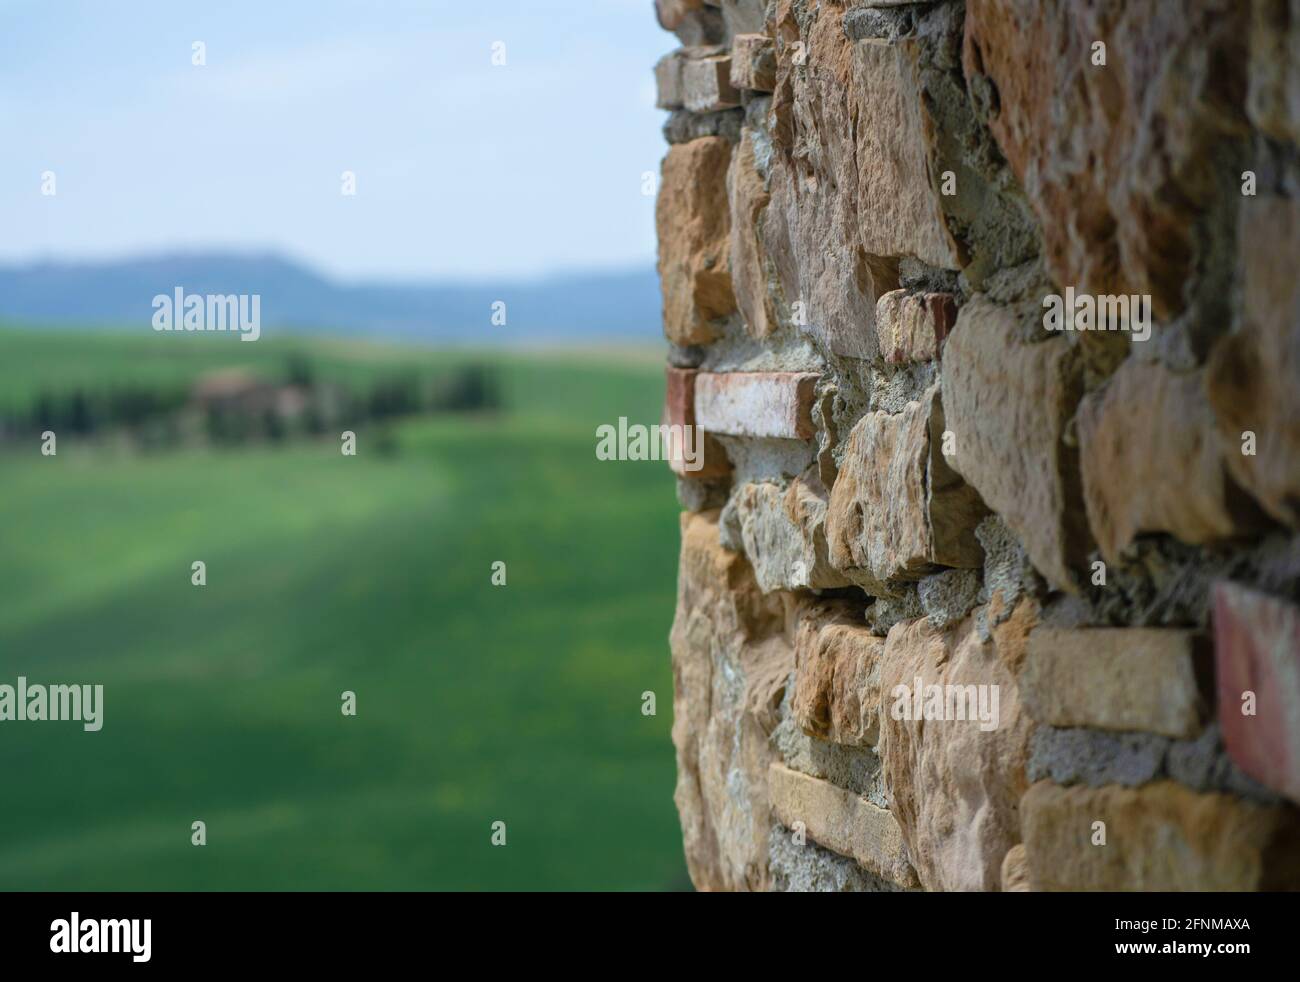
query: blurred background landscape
0 0 688 890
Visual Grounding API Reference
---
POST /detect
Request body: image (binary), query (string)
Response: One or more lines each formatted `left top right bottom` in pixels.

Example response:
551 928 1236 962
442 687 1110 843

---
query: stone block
1019 626 1205 739
1021 780 1300 890
767 763 918 887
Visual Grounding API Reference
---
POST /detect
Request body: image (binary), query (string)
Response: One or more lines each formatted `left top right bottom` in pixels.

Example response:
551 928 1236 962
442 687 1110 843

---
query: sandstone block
964 0 1251 321
851 38 958 269
729 472 849 592
656 137 737 346
695 371 819 439
682 55 740 113
827 385 984 584
1247 0 1300 144
671 511 790 891
940 296 1088 592
1078 357 1255 563
717 0 767 37
727 128 786 340
654 46 728 110
654 51 684 110
1214 581 1300 805
1207 196 1300 528
767 763 918 887
1021 780 1300 890
874 290 956 364
793 622 886 748
730 33 776 91
877 606 1037 891
1000 844 1030 892
759 3 897 362
1019 626 1205 739
656 0 726 46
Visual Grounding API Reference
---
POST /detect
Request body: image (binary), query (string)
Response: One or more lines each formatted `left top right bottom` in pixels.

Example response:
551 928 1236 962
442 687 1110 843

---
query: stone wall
651 0 1300 891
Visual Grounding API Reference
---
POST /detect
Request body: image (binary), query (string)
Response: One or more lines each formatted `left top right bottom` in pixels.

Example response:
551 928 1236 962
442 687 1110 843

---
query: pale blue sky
0 0 671 281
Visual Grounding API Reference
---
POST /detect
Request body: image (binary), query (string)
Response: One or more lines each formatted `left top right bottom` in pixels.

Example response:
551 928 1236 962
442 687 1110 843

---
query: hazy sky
0 0 671 281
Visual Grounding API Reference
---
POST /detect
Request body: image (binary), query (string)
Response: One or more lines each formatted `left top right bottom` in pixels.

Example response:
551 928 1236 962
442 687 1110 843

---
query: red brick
694 371 819 440
663 366 731 479
1214 581 1300 805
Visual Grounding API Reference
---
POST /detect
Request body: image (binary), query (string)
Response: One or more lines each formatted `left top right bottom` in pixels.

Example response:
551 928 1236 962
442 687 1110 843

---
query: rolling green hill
0 327 687 890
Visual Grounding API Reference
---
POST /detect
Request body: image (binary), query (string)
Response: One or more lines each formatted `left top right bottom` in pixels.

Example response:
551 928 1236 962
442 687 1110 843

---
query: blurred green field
0 326 688 890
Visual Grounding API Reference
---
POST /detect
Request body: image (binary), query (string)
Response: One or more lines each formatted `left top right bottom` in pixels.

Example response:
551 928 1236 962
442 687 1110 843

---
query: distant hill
0 253 664 344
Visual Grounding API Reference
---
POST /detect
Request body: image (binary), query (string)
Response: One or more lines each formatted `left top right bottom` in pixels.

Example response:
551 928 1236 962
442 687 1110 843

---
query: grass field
0 326 688 890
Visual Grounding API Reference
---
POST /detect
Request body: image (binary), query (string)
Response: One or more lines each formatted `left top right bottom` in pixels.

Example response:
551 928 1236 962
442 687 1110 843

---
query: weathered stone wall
652 0 1300 891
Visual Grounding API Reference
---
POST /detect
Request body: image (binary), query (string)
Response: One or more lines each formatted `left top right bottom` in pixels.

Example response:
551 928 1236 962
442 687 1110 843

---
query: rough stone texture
1019 626 1205 739
1027 721 1275 800
760 0 900 361
1021 781 1300 891
655 45 728 110
772 682 888 805
727 128 786 341
769 825 911 892
663 106 744 145
683 54 741 113
656 137 736 346
941 296 1088 593
793 621 886 748
1247 0 1300 144
850 37 959 269
695 371 819 439
655 50 685 110
918 568 981 631
651 0 1300 894
999 843 1030 892
877 604 1037 891
670 511 788 891
964 0 1252 323
716 0 767 38
728 472 850 592
1028 727 1169 789
656 0 726 46
874 289 956 364
1078 358 1257 563
827 385 984 585
1214 581 1300 805
767 763 918 887
1208 197 1300 528
730 33 776 92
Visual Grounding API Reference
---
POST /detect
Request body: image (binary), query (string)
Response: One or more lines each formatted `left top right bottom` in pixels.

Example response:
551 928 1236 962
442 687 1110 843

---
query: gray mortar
663 107 744 145
843 4 919 43
821 356 873 472
696 321 823 373
918 568 981 630
1041 531 1300 631
677 476 730 513
667 343 706 369
1028 727 1169 788
771 681 888 804
865 587 923 636
973 515 1041 640
898 256 961 296
769 824 911 892
1028 723 1283 803
867 361 939 415
716 435 817 486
